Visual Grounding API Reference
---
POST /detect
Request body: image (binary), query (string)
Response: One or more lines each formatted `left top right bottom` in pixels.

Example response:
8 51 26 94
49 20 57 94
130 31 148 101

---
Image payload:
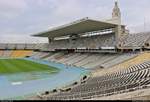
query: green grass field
0 59 59 75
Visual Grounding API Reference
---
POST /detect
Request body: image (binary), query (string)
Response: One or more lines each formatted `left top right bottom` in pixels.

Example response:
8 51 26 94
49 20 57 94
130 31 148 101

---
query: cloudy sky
0 0 150 43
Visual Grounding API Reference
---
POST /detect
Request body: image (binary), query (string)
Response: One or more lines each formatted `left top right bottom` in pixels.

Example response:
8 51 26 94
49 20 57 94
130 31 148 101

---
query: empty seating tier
121 32 150 47
42 52 137 70
36 61 150 100
94 52 150 77
11 50 33 58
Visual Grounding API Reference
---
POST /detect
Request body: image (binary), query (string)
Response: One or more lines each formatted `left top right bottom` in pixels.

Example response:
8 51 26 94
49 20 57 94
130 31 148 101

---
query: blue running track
0 58 90 100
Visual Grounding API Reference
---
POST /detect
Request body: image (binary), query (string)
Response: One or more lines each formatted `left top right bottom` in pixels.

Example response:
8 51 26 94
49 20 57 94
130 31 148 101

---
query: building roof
33 18 121 38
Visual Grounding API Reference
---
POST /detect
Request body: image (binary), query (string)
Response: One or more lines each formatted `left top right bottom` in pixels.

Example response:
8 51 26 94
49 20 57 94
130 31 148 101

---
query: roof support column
48 37 54 44
115 25 121 48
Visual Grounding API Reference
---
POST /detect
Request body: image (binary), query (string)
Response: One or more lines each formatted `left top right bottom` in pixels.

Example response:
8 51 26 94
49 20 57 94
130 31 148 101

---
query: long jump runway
0 58 89 100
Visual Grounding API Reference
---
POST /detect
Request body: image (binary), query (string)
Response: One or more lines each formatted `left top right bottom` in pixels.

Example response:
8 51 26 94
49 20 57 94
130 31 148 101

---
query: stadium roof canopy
33 17 122 38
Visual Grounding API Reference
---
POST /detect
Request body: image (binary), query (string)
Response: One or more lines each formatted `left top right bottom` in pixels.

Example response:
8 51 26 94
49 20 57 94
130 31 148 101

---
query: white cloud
0 33 48 43
0 0 28 19
51 0 111 20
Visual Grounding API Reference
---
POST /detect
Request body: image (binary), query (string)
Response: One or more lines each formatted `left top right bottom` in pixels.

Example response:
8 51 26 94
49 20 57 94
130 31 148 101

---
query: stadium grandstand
0 0 150 100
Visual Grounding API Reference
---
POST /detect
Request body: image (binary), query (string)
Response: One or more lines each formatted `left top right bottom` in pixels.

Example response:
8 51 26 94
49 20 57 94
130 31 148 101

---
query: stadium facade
33 0 128 53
